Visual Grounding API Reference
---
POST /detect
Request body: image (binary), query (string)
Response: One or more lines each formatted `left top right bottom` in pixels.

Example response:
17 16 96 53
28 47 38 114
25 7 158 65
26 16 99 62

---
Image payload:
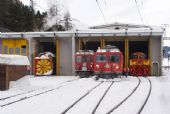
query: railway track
61 81 104 114
0 78 80 107
137 77 152 114
105 77 152 114
106 77 141 114
91 81 114 114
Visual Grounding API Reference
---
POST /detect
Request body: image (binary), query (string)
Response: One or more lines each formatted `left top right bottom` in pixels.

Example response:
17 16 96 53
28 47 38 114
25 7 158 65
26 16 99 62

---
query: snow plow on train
129 52 150 76
34 52 55 76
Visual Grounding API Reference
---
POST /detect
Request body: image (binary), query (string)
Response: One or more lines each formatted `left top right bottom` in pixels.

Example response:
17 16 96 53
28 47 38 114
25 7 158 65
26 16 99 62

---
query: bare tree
63 11 72 30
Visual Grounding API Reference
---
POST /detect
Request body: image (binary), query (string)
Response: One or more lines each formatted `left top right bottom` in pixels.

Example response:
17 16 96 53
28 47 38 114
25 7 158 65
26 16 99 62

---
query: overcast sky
21 0 170 45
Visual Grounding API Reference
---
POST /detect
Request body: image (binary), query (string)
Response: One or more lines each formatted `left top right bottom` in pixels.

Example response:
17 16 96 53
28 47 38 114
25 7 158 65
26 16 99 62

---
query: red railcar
129 52 150 76
94 46 123 80
75 50 94 77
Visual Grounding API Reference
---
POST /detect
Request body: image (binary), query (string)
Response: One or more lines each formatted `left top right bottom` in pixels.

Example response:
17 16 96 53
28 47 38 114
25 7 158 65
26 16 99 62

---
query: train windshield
96 54 107 62
130 53 146 59
76 56 82 62
86 56 93 62
109 54 120 63
130 54 138 59
76 56 93 62
139 53 146 59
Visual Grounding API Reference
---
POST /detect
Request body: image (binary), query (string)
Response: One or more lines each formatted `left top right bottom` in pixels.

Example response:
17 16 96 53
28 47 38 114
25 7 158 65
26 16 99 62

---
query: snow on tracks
94 76 140 114
63 81 114 114
106 77 152 114
0 77 100 114
0 78 80 107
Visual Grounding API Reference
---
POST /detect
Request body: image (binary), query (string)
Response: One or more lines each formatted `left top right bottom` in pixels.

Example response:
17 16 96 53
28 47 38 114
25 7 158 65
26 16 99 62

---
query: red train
75 50 94 77
94 46 123 80
75 45 124 79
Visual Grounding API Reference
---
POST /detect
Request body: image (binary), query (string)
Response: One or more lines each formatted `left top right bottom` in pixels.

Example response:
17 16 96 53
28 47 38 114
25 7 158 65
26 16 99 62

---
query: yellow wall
2 39 28 56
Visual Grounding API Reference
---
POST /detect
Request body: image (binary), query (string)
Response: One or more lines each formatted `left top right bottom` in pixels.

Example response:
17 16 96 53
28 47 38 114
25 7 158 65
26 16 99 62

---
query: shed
0 54 30 90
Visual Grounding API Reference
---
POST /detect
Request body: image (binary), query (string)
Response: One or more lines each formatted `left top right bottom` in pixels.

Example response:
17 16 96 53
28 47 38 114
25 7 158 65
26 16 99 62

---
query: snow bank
0 54 30 65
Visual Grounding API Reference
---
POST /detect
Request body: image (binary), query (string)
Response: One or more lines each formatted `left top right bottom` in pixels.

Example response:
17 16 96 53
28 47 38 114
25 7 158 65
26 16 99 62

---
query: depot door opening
105 41 125 54
35 40 56 75
129 41 148 59
82 41 100 52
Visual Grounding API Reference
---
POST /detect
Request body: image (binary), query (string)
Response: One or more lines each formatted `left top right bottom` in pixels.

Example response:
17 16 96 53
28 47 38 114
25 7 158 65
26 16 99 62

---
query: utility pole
162 24 169 37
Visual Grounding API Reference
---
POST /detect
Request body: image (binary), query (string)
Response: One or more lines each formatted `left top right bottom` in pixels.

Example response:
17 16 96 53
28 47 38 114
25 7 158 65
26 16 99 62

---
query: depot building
0 23 164 76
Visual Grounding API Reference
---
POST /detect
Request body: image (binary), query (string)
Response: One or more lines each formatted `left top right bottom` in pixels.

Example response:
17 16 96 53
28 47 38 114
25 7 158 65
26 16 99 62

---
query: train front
75 50 94 77
129 52 150 76
94 46 123 79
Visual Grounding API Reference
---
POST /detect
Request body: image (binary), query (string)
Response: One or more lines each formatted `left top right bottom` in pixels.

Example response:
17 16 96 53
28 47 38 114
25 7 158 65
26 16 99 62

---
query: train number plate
82 67 87 71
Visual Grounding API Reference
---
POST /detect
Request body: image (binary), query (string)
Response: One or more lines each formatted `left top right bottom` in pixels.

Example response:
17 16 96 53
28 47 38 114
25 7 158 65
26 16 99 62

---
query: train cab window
130 54 138 59
76 56 82 62
82 56 86 62
96 54 107 62
86 56 93 62
109 54 120 63
3 45 8 54
139 54 146 59
15 48 20 55
9 48 13 54
21 45 26 56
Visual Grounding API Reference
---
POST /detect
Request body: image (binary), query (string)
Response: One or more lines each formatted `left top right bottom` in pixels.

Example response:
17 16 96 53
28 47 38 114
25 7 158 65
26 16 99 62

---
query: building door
152 62 159 76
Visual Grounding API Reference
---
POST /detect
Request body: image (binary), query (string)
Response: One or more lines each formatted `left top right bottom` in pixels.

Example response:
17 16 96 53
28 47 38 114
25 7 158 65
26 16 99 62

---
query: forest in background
0 0 72 32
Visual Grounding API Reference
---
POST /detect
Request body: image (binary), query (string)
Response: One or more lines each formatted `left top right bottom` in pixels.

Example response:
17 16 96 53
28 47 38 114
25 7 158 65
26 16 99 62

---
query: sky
20 0 170 46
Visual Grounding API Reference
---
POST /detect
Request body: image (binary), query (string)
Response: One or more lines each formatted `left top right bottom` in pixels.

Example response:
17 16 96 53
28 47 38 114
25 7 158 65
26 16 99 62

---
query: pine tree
0 0 10 29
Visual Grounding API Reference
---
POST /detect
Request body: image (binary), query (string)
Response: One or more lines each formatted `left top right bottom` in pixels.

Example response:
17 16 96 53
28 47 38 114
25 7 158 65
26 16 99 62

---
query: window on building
0 47 1 54
21 45 26 56
3 45 8 54
15 48 20 55
0 40 2 54
9 48 13 54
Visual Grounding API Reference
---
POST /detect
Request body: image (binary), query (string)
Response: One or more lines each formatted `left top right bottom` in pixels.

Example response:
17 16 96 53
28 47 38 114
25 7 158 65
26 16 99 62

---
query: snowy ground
0 72 170 114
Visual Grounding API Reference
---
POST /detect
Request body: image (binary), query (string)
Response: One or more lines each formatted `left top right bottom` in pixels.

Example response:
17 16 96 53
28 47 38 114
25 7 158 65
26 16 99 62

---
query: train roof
97 46 120 53
76 50 94 55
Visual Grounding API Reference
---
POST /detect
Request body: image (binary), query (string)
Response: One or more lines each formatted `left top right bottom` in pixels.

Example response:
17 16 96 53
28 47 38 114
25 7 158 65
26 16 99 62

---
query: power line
30 0 46 12
134 0 144 25
34 2 47 12
95 0 108 24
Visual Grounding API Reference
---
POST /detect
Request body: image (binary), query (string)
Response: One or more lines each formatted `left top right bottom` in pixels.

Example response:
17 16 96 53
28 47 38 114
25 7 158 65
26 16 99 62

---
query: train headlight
96 64 99 68
115 66 119 69
105 64 110 68
83 63 86 67
90 64 93 67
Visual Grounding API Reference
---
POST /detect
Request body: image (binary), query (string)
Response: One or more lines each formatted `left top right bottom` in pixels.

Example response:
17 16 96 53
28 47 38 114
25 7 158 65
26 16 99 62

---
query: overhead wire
34 1 47 12
134 0 144 25
95 0 108 24
29 0 47 12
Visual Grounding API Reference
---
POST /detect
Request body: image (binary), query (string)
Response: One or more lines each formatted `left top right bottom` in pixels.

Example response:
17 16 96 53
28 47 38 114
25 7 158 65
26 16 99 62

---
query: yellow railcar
2 39 28 56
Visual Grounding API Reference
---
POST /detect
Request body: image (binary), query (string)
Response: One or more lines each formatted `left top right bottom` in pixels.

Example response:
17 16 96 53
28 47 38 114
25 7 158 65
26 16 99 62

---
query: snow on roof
0 54 30 66
0 25 163 38
75 27 163 37
90 22 150 29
